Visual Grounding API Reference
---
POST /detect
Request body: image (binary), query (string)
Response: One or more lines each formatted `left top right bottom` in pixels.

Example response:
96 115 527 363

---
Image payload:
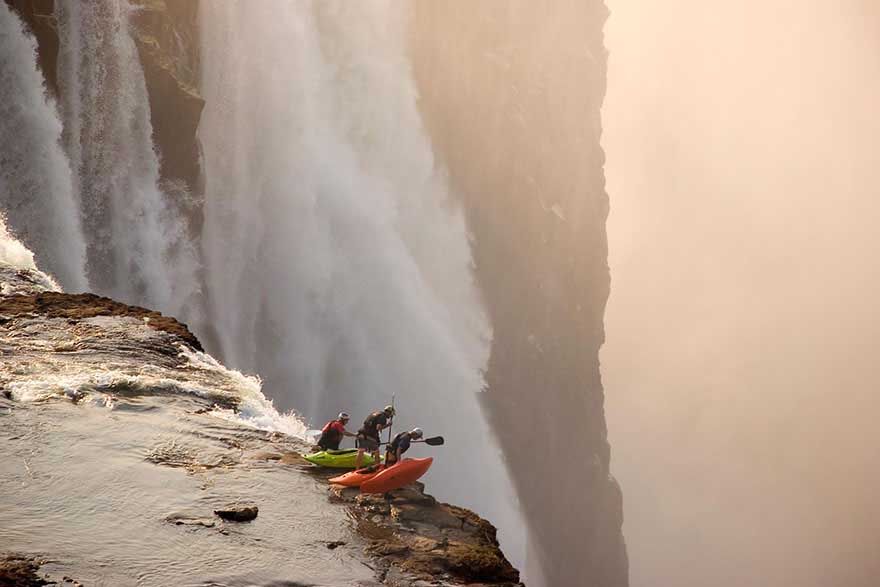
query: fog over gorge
603 1 880 586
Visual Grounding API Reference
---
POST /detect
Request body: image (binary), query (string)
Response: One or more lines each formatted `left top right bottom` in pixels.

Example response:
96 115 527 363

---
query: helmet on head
384 405 396 416
338 412 350 421
410 427 423 439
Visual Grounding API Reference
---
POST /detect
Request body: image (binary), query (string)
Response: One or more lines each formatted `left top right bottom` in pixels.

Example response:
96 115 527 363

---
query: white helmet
338 412 350 421
410 427 423 439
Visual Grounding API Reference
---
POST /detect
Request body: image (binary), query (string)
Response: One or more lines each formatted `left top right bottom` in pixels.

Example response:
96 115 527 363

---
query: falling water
199 1 526 565
0 3 88 291
54 0 199 319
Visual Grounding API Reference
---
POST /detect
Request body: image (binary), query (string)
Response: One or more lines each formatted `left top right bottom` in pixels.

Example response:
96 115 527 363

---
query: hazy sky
602 1 880 586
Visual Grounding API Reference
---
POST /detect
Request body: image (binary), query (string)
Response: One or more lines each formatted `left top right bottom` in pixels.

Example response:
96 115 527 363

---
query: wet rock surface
214 504 259 522
0 554 47 587
0 553 82 587
321 478 523 587
0 291 203 350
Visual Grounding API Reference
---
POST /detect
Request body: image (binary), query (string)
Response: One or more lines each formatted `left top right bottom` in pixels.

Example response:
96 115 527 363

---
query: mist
602 1 880 586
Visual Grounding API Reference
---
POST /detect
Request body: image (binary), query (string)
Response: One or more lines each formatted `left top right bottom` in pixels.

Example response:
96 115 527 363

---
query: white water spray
0 3 88 291
200 1 525 562
54 0 199 319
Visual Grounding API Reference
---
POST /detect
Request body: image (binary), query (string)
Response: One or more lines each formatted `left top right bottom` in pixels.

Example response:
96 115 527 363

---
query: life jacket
389 431 411 453
385 431 412 465
360 411 388 439
318 419 344 448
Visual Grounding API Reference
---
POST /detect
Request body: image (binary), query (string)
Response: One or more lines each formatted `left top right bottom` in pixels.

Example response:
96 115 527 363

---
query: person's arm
395 446 403 462
344 429 356 437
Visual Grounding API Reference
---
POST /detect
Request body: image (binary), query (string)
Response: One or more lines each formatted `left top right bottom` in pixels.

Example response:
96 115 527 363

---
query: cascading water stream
199 1 526 565
0 3 88 292
54 0 200 320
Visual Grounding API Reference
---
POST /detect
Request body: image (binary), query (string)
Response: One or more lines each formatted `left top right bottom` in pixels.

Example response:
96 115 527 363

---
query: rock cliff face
409 2 628 585
130 0 204 206
5 0 204 203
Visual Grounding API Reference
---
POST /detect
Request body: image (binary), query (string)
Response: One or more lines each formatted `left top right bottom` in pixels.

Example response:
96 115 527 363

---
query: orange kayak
360 457 433 494
329 466 384 487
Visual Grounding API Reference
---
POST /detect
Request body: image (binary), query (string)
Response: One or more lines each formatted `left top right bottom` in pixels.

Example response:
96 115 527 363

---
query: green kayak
302 449 380 469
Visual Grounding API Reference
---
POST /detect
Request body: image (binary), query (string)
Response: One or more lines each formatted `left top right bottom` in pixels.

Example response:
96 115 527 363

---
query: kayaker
316 412 356 451
354 405 395 468
385 428 423 466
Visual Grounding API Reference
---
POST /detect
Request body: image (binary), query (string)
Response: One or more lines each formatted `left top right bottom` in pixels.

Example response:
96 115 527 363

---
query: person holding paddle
385 427 423 466
354 405 395 468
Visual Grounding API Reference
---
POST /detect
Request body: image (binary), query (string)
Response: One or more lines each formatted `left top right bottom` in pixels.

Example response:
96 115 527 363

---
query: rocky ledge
0 291 202 351
294 459 523 587
0 553 80 587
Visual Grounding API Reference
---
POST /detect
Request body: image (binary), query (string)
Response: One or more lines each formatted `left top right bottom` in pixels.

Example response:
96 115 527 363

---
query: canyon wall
409 3 627 586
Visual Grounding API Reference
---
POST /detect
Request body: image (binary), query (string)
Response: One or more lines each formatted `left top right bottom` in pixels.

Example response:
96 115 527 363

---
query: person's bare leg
355 448 365 469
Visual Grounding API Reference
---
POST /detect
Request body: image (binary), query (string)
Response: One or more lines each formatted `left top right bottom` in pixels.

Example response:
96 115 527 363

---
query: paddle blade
423 436 444 446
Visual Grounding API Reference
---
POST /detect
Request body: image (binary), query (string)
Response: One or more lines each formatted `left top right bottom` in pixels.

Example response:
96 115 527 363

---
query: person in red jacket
316 412 356 451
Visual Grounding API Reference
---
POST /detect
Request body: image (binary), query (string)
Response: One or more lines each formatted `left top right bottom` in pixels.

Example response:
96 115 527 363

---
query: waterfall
199 1 525 562
0 3 88 291
54 0 199 319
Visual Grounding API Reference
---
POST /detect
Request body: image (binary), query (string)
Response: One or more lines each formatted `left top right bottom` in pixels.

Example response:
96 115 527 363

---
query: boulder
0 553 48 587
214 504 259 522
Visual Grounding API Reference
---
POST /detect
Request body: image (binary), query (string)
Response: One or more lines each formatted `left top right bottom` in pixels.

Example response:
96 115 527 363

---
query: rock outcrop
0 554 47 587
0 291 203 350
410 2 628 585
277 453 522 586
214 504 259 522
328 481 523 587
129 0 205 207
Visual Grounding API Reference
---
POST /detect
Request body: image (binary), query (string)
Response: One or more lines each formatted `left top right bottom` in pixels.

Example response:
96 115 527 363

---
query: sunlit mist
602 1 880 586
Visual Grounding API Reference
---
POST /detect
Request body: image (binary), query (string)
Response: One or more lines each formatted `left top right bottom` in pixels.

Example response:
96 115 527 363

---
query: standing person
385 428 423 466
316 412 356 451
354 405 395 468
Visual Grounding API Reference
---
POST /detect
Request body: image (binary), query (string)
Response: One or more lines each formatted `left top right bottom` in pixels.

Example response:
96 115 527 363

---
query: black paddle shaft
379 435 444 447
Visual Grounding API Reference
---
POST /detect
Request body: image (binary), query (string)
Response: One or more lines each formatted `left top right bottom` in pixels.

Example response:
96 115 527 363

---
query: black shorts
317 439 341 451
356 434 380 452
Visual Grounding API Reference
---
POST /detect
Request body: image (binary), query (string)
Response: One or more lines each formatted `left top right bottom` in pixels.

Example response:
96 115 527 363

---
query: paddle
386 394 395 445
380 435 444 447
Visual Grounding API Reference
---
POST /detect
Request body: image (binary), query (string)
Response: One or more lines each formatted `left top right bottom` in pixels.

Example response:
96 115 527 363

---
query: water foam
179 346 309 438
6 343 308 440
0 217 62 294
2 312 307 440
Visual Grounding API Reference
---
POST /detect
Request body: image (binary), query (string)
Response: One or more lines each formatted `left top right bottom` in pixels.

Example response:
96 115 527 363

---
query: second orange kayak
360 457 433 494
329 466 383 487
